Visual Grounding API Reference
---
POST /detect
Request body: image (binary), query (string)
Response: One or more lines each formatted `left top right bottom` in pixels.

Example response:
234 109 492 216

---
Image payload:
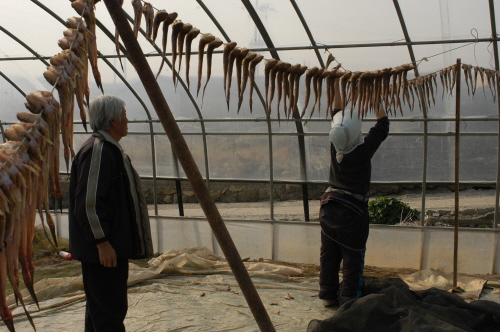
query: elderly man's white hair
89 95 126 131
329 112 364 163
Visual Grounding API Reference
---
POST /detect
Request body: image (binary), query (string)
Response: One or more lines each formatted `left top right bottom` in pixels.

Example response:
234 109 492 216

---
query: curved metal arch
240 0 310 221
0 71 26 98
197 0 276 220
120 12 213 192
392 0 429 228
31 0 162 211
289 0 325 69
0 25 51 68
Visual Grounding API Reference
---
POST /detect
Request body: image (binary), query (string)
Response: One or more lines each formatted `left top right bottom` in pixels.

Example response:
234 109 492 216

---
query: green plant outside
368 196 420 225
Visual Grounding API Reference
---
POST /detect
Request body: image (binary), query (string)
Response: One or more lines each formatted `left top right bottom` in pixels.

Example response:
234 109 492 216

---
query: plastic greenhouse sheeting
2 0 500 185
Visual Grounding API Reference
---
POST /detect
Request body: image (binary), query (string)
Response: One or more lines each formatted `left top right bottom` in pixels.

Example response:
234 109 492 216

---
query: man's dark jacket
69 131 153 263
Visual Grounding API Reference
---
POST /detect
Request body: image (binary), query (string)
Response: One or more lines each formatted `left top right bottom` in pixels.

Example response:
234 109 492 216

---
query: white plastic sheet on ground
9 247 332 331
399 268 500 303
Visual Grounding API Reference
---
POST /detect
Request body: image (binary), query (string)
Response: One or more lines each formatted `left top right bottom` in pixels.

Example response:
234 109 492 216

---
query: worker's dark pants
319 200 368 305
81 258 129 332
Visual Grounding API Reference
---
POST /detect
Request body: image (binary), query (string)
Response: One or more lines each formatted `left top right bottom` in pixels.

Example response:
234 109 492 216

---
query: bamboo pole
102 1 275 330
453 58 461 289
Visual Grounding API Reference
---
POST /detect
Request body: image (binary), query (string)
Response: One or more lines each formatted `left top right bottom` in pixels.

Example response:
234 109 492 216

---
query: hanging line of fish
124 1 267 111
0 94 61 332
126 2 220 101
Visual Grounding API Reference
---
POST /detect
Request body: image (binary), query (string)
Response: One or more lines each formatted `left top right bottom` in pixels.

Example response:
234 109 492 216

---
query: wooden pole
102 1 275 330
453 58 461 289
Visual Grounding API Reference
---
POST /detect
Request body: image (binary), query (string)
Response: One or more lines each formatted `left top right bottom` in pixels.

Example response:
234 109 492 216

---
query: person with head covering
319 79 389 307
68 95 154 331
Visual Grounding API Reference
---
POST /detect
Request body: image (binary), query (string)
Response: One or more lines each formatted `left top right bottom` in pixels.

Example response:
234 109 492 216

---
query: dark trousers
319 200 368 305
81 259 129 332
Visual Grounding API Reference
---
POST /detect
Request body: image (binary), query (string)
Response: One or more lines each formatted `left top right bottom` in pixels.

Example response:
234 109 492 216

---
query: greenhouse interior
2 0 500 331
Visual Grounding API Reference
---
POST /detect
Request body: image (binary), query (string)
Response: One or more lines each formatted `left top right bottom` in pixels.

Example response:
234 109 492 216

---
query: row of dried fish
43 16 95 172
461 64 499 100
127 2 228 103
0 97 60 331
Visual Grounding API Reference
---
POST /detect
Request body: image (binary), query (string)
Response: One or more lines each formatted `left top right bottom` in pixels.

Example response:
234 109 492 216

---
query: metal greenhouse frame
2 0 500 227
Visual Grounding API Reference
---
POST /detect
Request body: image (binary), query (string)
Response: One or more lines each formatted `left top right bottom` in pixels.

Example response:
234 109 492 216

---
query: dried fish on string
263 58 279 115
156 12 178 78
276 62 291 122
234 47 250 111
247 54 264 113
131 0 142 38
142 2 154 40
200 37 223 105
267 61 285 116
222 42 237 95
176 22 193 84
170 20 184 87
325 54 335 69
286 64 301 118
70 0 103 93
184 27 201 89
237 51 258 112
196 33 216 97
152 9 168 44
301 66 319 118
292 65 308 116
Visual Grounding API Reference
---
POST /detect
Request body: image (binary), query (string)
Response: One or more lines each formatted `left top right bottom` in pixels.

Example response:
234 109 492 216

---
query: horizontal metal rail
0 37 496 62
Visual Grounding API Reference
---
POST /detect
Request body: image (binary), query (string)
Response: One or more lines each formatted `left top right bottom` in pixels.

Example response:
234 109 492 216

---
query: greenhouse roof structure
1 0 500 221
3 1 500 331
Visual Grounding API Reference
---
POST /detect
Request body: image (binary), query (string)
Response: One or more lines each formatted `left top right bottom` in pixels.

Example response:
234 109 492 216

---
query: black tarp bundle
307 280 500 332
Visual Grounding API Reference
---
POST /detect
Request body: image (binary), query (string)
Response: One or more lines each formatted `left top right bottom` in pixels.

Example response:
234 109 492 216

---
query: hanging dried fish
325 54 335 69
234 48 250 111
170 20 184 87
71 0 103 93
200 37 223 105
176 23 193 83
264 59 279 115
226 46 243 110
131 0 142 38
484 69 495 99
349 71 362 115
222 42 237 94
152 9 168 44
286 64 301 118
237 51 258 112
223 42 237 95
248 54 264 113
196 33 215 97
276 63 291 121
340 71 352 116
156 12 178 79
428 75 436 106
309 68 325 118
462 64 470 95
266 60 283 115
283 63 300 119
292 65 308 116
478 67 486 97
449 65 457 96
184 27 201 90
316 69 330 118
301 66 319 118
142 2 154 40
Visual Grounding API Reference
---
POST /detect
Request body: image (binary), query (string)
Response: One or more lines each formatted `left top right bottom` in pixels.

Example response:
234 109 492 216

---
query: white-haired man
319 79 389 307
69 95 153 331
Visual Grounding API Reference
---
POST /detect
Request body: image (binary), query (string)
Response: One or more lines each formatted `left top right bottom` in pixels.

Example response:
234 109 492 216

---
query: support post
103 1 275 330
453 58 461 289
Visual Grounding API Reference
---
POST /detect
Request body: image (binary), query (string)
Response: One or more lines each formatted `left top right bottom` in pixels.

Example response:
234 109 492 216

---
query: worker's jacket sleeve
73 138 114 243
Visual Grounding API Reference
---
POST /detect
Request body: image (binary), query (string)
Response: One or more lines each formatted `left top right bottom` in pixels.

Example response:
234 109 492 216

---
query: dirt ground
155 187 499 222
